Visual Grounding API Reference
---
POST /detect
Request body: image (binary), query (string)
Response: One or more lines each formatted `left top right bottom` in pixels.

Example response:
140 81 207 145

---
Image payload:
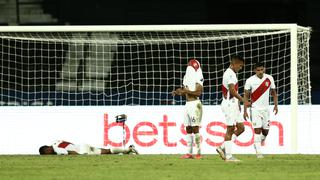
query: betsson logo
103 114 283 147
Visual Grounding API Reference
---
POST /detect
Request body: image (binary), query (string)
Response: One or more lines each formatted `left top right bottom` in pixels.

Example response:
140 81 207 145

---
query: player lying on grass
39 140 138 155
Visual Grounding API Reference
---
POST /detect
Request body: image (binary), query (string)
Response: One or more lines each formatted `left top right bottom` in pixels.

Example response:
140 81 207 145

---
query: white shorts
184 99 202 127
250 108 270 129
221 98 243 126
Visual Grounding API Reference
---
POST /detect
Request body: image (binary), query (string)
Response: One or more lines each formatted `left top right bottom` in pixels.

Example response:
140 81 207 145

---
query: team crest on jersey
265 81 269 87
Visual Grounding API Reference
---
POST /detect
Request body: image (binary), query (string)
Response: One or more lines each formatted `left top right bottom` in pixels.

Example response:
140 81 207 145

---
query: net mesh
0 27 311 106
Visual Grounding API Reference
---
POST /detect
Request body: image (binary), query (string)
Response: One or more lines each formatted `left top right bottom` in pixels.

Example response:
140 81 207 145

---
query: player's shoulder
224 68 235 76
265 74 274 80
52 140 63 144
246 75 256 82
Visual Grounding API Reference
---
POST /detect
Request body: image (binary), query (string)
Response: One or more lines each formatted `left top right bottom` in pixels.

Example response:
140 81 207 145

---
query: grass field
0 154 319 180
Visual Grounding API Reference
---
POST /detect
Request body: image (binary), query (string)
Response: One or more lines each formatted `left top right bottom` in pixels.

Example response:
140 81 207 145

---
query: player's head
187 58 200 71
39 145 55 155
230 55 244 72
254 62 265 78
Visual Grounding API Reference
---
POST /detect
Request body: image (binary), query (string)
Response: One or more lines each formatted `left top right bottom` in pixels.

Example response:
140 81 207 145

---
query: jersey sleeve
196 69 204 86
244 78 251 91
269 75 276 89
227 73 237 85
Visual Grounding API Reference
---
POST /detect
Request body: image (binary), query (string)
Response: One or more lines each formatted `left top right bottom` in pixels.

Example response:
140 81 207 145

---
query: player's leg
107 145 138 154
224 125 238 161
217 100 233 161
193 101 203 159
261 109 271 146
79 144 138 155
192 126 202 159
224 101 241 162
251 109 264 158
233 122 245 142
181 102 194 159
261 129 269 146
254 128 263 158
181 126 194 159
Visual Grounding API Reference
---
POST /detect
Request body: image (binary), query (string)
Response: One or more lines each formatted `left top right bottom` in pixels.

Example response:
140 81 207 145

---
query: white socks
220 134 237 159
224 141 232 159
254 133 262 154
194 133 201 155
185 133 201 155
186 133 194 154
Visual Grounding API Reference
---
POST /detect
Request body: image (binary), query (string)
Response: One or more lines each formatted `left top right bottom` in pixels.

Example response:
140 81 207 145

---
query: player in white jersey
39 140 138 155
216 55 251 162
243 62 278 158
172 58 204 159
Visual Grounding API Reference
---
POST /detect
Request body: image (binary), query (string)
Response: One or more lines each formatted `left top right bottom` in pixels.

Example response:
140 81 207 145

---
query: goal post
0 24 311 106
0 24 311 153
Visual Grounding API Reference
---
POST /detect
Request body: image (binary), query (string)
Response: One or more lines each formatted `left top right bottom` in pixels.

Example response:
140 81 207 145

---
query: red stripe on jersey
250 78 271 103
58 141 72 148
222 83 238 99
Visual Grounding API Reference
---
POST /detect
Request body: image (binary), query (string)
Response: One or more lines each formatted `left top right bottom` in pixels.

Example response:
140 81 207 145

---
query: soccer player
216 55 250 162
39 140 139 155
243 62 278 158
172 58 204 159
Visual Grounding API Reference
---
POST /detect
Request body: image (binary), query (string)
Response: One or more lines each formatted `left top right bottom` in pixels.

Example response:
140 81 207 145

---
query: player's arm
228 84 243 102
271 88 278 115
243 89 251 120
179 83 203 97
172 87 186 96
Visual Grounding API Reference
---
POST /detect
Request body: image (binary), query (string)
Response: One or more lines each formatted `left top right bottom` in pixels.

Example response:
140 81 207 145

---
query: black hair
39 145 50 155
254 62 264 69
231 54 244 62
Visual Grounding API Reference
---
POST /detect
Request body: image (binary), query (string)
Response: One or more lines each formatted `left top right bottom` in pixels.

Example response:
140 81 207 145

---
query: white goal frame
0 24 311 153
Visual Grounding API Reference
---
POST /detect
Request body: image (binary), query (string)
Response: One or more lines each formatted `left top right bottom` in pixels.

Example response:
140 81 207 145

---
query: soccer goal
0 24 311 107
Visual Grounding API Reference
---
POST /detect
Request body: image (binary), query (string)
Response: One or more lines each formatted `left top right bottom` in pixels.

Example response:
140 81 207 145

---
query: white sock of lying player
110 147 130 154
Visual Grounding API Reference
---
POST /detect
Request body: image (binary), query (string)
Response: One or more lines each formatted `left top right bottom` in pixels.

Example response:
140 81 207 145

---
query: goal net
0 24 311 106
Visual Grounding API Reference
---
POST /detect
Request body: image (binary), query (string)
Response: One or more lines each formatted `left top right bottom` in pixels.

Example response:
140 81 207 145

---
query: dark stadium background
2 0 320 104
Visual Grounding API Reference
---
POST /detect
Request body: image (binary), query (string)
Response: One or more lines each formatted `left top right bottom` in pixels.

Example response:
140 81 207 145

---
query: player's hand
244 101 251 107
243 111 249 121
171 90 180 96
172 88 182 96
171 90 177 96
273 105 278 115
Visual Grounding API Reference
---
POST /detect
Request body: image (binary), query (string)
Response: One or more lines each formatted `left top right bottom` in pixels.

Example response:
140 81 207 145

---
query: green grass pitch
0 154 319 180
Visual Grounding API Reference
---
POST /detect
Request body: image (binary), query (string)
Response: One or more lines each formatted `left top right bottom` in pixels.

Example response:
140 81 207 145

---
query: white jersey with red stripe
52 140 80 155
183 66 204 91
244 74 275 109
222 68 238 100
